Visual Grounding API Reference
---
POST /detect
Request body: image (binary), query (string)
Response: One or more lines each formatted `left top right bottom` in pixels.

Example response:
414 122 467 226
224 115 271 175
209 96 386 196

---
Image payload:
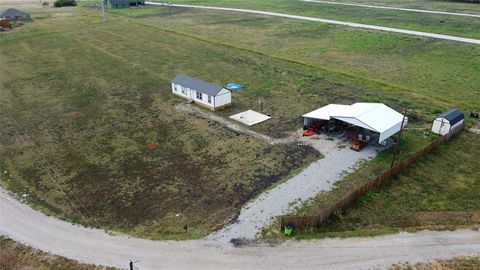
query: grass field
0 237 114 270
0 5 320 239
391 256 480 270
314 0 480 13
279 131 480 239
113 4 480 124
0 1 478 240
158 0 480 38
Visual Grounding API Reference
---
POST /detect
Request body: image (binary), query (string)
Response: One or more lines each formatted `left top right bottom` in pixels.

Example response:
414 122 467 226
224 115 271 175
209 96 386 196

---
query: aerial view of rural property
0 0 479 269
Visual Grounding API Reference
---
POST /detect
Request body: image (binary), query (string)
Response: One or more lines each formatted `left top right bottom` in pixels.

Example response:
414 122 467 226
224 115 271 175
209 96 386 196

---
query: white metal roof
303 103 406 142
302 104 350 120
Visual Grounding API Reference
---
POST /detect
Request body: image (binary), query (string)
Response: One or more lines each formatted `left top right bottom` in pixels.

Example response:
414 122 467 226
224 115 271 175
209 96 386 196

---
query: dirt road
146 2 480 45
1 188 479 270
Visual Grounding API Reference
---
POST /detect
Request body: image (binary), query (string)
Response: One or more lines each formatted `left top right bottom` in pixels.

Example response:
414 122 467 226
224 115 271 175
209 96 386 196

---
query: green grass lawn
112 4 480 125
0 5 320 239
283 131 480 239
316 0 480 14
156 0 480 38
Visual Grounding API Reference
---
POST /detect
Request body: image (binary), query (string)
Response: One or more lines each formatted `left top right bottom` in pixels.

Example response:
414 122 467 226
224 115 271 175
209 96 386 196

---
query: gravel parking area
209 134 377 242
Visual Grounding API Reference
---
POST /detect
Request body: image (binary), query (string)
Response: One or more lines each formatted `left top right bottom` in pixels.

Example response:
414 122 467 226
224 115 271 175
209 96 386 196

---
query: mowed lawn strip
0 6 320 239
289 131 480 239
153 0 480 38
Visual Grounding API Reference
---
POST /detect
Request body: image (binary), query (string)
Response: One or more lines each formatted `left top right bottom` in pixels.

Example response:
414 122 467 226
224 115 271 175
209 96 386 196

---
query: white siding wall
214 89 231 107
172 83 191 99
192 90 210 106
173 84 231 109
431 118 451 135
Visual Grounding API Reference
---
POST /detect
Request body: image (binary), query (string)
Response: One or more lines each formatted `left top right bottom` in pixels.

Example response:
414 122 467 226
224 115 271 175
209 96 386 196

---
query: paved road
146 2 480 45
302 0 480 18
1 188 479 270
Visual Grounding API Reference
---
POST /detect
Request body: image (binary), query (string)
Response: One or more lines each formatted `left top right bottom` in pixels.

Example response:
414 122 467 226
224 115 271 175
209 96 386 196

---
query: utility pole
258 98 264 114
390 108 408 169
101 0 107 22
129 259 140 270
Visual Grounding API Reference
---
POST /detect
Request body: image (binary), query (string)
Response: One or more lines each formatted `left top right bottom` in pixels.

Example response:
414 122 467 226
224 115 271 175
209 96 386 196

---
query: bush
54 0 77 7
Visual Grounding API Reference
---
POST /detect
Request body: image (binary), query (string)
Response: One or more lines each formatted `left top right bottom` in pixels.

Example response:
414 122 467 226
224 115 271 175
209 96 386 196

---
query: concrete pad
229 110 271 126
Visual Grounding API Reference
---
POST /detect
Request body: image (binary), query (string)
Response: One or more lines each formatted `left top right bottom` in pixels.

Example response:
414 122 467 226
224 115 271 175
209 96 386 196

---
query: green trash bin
284 225 293 236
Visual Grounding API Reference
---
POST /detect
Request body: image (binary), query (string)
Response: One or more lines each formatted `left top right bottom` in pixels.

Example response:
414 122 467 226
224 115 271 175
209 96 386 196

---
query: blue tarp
226 83 244 91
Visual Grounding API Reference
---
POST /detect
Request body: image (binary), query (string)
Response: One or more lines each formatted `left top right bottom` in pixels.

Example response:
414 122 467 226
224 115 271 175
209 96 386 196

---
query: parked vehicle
350 140 367 151
303 128 315 137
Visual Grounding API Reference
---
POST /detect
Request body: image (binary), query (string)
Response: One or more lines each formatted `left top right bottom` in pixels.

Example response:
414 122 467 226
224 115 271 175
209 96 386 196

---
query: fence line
280 124 464 231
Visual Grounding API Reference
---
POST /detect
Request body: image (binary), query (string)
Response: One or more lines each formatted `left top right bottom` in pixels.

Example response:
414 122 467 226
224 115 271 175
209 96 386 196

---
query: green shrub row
54 0 77 8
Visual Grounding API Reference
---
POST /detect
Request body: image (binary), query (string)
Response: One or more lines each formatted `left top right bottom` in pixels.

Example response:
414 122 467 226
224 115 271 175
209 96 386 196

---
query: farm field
282 131 480 239
113 4 480 123
155 0 480 38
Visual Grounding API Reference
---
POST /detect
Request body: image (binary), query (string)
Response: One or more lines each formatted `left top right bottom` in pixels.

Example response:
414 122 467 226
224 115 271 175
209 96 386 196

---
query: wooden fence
280 124 464 232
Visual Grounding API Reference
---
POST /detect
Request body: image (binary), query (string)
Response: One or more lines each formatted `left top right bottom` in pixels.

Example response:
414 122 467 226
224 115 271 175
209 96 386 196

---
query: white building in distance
172 74 231 111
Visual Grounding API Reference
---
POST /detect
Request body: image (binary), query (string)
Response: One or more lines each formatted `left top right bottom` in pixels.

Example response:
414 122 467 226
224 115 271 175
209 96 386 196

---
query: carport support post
390 109 408 169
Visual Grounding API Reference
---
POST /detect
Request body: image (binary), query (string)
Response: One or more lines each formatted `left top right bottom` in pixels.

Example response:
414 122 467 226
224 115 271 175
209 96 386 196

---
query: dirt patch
230 238 283 247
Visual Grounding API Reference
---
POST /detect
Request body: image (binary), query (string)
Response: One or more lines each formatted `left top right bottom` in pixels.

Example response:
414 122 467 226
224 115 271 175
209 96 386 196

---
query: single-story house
0 8 31 21
172 74 232 111
431 108 464 135
303 103 407 143
108 0 144 9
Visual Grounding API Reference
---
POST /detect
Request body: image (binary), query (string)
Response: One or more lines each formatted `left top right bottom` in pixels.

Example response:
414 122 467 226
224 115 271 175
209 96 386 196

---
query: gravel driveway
177 102 377 241
209 135 377 241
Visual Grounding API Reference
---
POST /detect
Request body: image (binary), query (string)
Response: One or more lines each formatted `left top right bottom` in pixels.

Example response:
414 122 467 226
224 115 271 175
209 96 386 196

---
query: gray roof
438 108 464 125
1 8 30 19
172 74 225 97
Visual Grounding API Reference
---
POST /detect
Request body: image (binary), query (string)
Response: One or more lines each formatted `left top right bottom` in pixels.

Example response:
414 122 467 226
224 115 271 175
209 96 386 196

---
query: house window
181 87 187 95
208 96 212 104
196 92 203 100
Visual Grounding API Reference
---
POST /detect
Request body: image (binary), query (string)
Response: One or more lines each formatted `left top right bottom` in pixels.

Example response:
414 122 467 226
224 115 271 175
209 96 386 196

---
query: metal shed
303 103 407 143
431 109 464 135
